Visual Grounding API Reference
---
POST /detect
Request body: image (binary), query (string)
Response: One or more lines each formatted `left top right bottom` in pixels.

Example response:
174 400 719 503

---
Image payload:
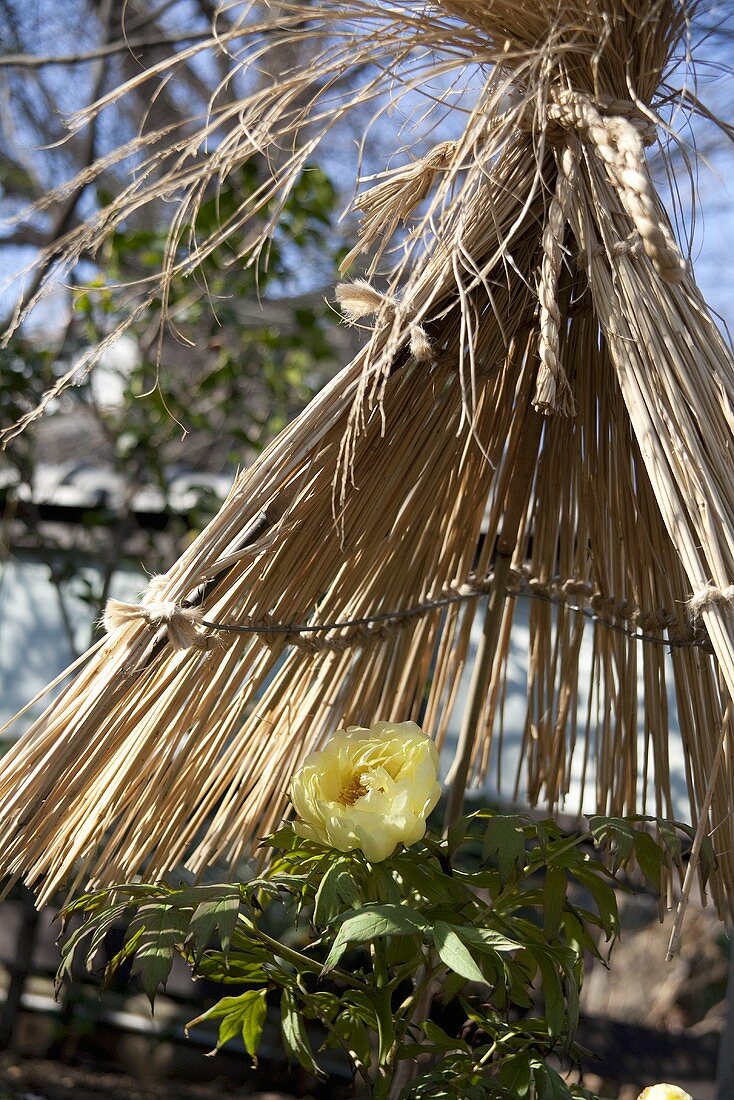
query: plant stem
239 917 369 991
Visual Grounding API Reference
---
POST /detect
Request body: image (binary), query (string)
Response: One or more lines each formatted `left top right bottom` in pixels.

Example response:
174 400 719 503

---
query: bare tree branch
0 29 213 69
13 0 116 316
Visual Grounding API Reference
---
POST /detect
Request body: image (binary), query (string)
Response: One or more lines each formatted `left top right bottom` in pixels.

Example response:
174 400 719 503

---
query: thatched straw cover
3 0 734 921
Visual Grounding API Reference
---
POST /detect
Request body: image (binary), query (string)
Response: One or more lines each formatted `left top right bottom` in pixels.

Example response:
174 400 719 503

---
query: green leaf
261 825 302 851
321 904 426 973
543 866 566 939
422 1020 471 1053
188 887 240 956
571 865 619 940
193 954 269 984
534 952 564 1040
633 830 664 893
498 1053 533 1097
446 816 470 855
187 989 268 1057
102 926 144 987
588 816 636 873
330 1007 371 1068
281 986 324 1077
127 903 190 1005
482 816 526 885
433 922 486 983
313 857 361 926
452 925 524 955
673 821 717 887
656 819 684 866
532 1058 577 1100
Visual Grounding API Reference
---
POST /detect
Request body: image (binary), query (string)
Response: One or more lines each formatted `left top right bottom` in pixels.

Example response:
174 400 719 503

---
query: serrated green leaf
482 816 526 885
189 887 240 956
260 825 301 850
128 902 190 1005
588 816 636 874
321 904 426 973
169 884 240 908
192 953 269 985
433 922 486 983
187 989 268 1057
281 986 324 1077
313 858 361 926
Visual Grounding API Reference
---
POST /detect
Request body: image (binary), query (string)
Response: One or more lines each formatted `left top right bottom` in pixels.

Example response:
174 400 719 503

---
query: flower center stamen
337 772 368 806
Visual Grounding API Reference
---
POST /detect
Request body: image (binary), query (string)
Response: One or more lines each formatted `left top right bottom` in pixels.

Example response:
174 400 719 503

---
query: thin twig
12 0 115 316
0 31 214 68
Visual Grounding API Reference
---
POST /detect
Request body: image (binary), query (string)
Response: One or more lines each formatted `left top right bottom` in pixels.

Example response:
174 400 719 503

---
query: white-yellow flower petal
637 1085 693 1100
289 721 441 862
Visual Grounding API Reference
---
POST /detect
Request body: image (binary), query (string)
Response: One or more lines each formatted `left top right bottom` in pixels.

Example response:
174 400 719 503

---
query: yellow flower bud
289 721 441 862
637 1086 693 1100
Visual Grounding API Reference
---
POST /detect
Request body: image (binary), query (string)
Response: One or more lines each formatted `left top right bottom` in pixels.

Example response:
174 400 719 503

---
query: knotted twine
335 93 686 418
103 575 207 651
102 568 708 656
689 584 734 615
533 90 686 414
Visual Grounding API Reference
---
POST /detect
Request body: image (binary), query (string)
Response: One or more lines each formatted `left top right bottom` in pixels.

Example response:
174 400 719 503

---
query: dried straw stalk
2 1 734 920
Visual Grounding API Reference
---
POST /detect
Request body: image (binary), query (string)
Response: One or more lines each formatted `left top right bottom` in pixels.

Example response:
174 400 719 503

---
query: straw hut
1 0 733 932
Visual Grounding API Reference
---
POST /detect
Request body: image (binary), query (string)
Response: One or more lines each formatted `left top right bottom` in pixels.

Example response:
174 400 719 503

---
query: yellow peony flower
289 721 441 862
637 1086 693 1100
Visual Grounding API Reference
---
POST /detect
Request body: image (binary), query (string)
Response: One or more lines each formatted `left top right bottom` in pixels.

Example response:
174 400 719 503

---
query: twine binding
103 575 208 651
548 90 686 284
688 584 734 615
533 139 579 416
103 568 707 655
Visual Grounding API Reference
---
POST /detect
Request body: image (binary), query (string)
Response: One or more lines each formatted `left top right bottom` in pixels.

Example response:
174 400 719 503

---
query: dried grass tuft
2 1 734 929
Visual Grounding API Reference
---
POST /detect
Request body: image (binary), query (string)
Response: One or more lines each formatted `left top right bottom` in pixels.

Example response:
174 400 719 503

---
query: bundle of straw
3 1 734 925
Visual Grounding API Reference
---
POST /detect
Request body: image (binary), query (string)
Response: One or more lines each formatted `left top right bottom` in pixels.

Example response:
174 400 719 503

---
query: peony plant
58 723 704 1100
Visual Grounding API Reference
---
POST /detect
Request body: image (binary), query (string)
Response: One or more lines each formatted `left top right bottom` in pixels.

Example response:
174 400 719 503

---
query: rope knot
103 575 208 651
546 89 686 284
689 584 734 617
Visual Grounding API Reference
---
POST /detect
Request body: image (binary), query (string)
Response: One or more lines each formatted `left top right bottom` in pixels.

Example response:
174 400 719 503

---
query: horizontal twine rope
102 568 712 655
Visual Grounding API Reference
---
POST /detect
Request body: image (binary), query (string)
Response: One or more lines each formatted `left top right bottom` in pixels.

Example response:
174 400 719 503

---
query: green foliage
77 161 340 528
58 813 694 1098
2 158 341 639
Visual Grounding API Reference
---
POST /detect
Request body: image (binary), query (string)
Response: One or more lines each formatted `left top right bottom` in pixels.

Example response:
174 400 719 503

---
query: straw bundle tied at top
3 0 734 923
